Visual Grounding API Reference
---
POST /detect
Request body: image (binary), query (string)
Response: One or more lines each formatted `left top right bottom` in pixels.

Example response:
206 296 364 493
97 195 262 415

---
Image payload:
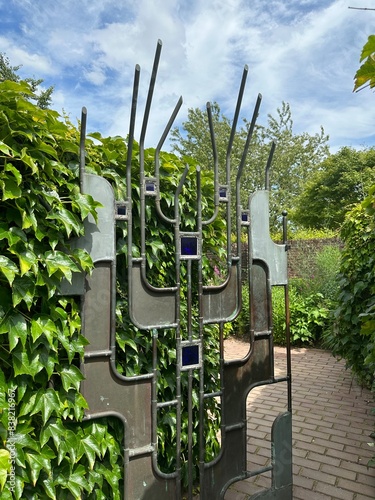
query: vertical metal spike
79 107 87 193
226 65 248 166
265 140 277 190
126 64 140 198
140 39 162 147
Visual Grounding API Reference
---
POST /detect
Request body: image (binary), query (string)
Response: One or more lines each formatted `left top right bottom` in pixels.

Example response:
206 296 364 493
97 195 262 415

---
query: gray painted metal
62 40 293 499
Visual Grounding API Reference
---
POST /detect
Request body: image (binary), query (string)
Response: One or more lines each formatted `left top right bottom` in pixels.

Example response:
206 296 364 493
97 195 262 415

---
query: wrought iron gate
63 40 292 499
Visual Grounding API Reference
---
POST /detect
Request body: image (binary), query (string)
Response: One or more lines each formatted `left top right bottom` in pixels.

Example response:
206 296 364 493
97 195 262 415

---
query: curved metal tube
155 95 183 224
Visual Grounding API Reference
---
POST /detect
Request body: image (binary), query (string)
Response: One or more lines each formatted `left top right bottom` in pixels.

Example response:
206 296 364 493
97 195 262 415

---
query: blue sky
1 0 375 152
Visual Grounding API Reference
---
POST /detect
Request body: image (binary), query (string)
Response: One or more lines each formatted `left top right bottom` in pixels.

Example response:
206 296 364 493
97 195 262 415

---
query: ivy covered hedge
0 80 229 497
84 133 228 487
0 80 124 498
324 187 375 392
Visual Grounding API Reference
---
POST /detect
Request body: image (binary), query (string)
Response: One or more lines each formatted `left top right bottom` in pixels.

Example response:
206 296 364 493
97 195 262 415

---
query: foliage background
0 79 229 497
0 80 125 499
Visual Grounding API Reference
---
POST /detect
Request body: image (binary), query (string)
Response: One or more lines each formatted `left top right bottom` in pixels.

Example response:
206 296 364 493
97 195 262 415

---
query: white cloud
0 0 374 151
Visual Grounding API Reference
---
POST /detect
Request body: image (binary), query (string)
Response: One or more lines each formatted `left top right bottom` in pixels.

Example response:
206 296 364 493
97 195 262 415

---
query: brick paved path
224 338 375 500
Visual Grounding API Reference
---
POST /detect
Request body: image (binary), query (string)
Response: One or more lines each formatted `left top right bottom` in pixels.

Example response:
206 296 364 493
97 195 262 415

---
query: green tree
171 101 329 229
0 52 54 108
293 147 375 230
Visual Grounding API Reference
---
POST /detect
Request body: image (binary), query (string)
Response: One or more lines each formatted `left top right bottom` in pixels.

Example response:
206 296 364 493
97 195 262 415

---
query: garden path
224 338 375 500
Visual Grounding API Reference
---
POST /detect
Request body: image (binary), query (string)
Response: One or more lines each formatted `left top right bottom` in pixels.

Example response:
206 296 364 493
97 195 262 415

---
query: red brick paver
224 339 375 499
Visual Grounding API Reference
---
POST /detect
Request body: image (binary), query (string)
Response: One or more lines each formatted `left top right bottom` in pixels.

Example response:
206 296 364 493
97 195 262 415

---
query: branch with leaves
353 35 375 92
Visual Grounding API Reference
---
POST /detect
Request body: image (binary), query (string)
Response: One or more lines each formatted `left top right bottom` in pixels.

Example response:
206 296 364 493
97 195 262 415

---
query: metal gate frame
62 40 292 499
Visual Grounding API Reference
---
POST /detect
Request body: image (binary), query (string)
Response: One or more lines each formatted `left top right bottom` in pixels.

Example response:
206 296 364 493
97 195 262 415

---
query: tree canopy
293 146 375 230
0 53 54 109
170 101 329 230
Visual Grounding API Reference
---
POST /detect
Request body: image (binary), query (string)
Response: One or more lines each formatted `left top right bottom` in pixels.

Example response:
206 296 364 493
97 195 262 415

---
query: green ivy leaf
0 178 22 200
25 447 54 486
45 251 80 283
57 429 79 466
0 312 28 351
55 463 89 498
59 365 84 392
19 147 38 174
31 315 57 346
46 208 82 238
12 276 35 309
0 255 18 285
0 449 10 489
78 434 102 470
29 389 61 424
60 390 88 421
17 249 37 276
12 347 42 378
0 141 13 156
72 192 102 222
10 429 40 454
42 477 56 500
4 163 22 185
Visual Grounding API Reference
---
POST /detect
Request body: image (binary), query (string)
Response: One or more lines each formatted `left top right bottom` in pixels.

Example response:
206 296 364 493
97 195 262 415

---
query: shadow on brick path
224 338 375 500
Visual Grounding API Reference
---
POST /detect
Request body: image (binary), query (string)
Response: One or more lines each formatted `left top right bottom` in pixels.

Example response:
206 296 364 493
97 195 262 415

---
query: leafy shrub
272 286 330 346
0 80 229 497
322 190 375 467
85 135 227 488
323 195 375 391
290 244 341 301
0 81 124 499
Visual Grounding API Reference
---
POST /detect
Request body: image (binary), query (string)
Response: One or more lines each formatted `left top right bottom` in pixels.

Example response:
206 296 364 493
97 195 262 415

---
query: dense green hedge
0 80 229 497
0 80 126 499
84 133 228 485
323 189 375 392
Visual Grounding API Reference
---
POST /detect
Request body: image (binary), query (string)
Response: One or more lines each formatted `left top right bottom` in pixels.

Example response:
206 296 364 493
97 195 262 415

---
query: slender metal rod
126 64 140 337
226 65 248 264
283 210 292 413
140 39 162 148
196 166 206 498
228 94 262 372
140 41 162 275
203 102 219 225
226 65 248 173
187 258 193 500
155 96 183 224
79 107 87 193
265 141 276 191
174 165 189 500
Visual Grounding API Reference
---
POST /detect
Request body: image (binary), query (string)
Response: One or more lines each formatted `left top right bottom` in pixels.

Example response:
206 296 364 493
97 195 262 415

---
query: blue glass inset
219 187 227 198
181 237 198 256
146 182 156 192
182 345 199 367
241 212 248 222
117 205 127 216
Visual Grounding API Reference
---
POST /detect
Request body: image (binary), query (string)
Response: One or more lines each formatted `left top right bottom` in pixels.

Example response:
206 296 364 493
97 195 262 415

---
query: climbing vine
0 80 228 497
0 80 122 499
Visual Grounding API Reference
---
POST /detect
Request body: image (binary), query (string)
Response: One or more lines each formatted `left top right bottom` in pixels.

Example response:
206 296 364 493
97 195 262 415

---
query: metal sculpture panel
63 40 292 499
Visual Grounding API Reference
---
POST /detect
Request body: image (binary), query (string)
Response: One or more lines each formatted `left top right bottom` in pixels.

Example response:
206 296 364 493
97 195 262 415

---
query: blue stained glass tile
219 187 227 198
182 345 199 367
181 237 198 256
